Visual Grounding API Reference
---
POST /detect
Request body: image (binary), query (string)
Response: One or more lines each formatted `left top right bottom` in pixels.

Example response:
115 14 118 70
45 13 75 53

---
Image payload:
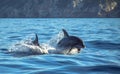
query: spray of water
8 31 64 55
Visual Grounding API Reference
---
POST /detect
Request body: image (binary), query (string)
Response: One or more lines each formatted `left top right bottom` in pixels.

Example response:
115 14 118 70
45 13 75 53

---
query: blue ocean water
0 18 120 74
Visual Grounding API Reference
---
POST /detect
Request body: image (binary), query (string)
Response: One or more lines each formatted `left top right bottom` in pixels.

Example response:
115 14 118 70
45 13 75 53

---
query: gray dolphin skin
56 29 85 54
32 34 44 49
32 34 40 46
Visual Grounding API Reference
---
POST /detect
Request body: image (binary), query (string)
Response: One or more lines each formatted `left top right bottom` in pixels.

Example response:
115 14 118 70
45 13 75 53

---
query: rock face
0 0 120 17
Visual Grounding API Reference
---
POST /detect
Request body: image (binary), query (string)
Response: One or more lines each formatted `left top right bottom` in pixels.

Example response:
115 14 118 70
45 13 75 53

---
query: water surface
0 18 120 74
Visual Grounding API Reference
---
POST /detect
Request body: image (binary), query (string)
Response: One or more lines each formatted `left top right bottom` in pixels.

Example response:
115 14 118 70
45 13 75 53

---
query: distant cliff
0 0 120 18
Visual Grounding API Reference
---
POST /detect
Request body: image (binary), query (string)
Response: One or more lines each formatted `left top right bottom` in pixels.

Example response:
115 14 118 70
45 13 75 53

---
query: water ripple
0 18 120 74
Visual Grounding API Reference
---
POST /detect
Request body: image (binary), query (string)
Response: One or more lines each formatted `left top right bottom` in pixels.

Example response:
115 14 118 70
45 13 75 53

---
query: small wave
29 65 120 74
8 36 21 39
0 48 8 53
47 31 64 47
87 40 120 50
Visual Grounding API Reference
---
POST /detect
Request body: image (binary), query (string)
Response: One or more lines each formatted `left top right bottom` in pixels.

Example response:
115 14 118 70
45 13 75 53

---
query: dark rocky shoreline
0 0 120 18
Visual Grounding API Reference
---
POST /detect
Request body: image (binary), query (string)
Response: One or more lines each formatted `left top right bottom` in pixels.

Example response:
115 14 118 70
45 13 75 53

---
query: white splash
8 31 64 55
47 31 64 47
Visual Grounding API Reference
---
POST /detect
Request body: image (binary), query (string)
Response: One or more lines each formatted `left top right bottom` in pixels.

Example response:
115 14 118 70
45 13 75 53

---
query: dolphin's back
57 36 84 48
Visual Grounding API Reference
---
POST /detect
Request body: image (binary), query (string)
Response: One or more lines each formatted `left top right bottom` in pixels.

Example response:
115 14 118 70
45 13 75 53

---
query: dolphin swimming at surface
53 29 85 55
12 34 48 55
25 29 85 55
10 29 85 56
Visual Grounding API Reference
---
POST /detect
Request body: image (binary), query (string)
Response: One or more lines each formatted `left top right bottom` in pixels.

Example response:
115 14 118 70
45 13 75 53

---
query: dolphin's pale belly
54 47 79 55
68 48 79 54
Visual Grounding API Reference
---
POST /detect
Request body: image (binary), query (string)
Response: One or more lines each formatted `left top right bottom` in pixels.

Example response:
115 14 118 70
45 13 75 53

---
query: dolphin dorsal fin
32 34 39 46
62 29 69 37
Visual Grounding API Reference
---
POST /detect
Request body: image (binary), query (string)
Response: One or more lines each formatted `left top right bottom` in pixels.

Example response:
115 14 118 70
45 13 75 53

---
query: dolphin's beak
73 44 85 52
75 45 85 49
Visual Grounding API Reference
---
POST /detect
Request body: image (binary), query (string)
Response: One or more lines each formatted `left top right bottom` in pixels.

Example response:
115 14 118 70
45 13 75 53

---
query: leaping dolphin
55 29 85 54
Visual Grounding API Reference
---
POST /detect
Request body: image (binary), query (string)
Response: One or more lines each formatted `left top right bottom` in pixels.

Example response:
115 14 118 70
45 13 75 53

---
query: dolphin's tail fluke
62 29 69 37
32 34 40 46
